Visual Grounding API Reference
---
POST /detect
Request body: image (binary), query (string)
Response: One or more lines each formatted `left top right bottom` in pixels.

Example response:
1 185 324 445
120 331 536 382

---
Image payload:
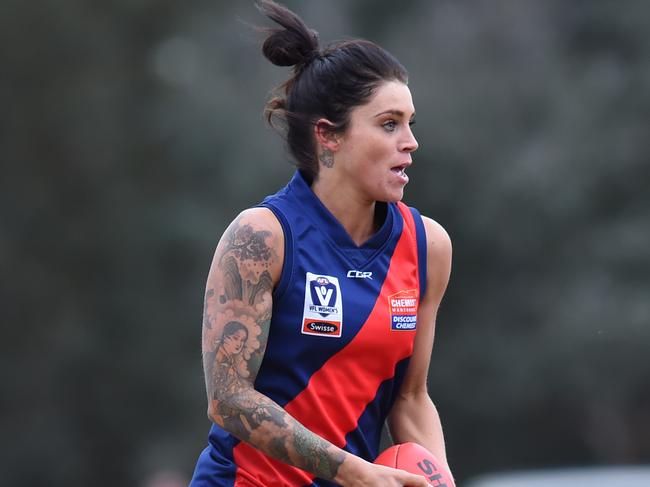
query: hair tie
301 49 321 67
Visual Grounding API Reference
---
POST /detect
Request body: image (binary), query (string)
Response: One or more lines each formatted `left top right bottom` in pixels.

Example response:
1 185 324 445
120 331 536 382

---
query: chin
378 190 404 203
368 181 406 203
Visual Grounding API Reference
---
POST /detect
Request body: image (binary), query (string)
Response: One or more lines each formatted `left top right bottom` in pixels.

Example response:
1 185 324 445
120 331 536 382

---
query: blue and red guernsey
191 171 428 487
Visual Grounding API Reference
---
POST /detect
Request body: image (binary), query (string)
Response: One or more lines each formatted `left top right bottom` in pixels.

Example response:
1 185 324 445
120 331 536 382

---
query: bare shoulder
421 216 452 261
214 207 285 286
224 206 284 244
420 216 452 301
233 206 283 234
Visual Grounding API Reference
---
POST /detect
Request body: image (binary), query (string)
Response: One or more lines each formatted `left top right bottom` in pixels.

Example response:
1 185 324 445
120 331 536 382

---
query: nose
400 126 418 153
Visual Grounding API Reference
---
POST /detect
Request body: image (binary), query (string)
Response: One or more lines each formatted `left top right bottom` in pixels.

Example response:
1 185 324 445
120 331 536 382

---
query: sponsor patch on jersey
302 319 341 336
302 273 343 337
389 289 418 331
347 269 373 279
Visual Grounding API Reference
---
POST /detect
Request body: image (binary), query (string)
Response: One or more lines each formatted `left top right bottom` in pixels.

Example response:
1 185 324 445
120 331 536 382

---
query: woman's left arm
387 216 453 466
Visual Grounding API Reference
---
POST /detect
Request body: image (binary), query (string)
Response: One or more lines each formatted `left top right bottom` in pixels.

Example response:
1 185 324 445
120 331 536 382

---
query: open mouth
391 162 411 181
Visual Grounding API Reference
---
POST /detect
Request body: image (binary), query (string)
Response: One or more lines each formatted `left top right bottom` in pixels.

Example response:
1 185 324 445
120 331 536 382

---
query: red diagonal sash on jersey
233 203 420 486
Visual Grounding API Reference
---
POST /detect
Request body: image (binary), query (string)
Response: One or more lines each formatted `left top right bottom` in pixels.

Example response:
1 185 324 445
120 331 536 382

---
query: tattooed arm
202 208 430 487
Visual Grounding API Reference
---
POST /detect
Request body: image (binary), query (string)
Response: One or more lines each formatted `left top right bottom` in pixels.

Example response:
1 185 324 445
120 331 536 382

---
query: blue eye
383 120 397 132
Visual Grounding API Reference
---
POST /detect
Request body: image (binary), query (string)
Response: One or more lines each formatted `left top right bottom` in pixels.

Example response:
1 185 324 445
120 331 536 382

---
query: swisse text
307 322 338 333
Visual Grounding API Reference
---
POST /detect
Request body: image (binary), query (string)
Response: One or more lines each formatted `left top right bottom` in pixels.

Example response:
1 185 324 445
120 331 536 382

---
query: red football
374 442 455 487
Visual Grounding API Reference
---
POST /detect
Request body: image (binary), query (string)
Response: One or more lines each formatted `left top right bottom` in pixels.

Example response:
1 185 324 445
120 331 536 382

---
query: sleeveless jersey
190 171 428 487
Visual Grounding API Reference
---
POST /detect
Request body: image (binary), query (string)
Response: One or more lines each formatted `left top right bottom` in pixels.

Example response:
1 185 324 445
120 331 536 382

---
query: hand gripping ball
374 442 455 487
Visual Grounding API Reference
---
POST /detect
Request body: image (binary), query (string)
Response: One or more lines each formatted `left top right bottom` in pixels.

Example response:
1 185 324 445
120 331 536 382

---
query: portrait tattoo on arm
201 216 345 480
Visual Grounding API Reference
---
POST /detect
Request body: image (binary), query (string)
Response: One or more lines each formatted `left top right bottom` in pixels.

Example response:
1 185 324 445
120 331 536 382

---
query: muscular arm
387 216 453 467
202 208 345 479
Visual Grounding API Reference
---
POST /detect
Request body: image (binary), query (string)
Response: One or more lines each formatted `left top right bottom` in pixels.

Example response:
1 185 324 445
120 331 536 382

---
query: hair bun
262 30 319 67
257 0 320 67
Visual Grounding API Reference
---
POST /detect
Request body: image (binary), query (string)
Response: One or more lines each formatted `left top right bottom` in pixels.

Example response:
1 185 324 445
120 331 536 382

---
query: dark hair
222 321 248 340
255 0 408 182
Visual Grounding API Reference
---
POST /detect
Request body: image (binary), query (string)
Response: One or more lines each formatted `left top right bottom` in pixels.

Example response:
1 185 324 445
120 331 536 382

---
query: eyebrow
373 109 416 119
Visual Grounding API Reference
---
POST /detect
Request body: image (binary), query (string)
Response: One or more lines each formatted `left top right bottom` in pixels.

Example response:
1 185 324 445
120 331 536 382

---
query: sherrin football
374 442 455 487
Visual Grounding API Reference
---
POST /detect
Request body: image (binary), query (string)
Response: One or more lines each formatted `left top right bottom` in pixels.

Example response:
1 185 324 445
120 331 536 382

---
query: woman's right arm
202 207 429 487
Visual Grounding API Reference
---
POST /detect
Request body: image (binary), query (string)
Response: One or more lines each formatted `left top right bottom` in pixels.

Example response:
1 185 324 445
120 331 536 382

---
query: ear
314 119 341 151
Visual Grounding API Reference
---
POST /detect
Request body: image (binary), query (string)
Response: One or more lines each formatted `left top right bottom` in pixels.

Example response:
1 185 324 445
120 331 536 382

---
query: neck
311 175 378 246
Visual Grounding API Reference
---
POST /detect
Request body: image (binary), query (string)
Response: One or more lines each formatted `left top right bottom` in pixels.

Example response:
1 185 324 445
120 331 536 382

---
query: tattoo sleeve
202 212 346 480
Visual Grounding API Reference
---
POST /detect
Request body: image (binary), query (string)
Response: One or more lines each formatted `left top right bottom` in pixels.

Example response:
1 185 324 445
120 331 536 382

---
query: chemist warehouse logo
302 273 343 338
389 289 418 331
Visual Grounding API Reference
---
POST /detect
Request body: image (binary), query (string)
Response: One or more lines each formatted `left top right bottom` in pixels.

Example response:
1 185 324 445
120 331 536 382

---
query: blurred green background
2 0 649 485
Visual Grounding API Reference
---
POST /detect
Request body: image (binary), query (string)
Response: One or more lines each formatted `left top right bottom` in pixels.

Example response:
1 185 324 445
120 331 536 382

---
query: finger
402 472 430 487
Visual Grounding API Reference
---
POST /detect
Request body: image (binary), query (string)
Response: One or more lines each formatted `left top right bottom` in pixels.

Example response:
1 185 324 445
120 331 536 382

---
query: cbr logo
347 270 373 279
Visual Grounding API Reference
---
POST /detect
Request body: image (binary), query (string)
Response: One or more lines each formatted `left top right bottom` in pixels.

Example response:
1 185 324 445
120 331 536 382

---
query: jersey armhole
409 206 428 297
257 202 293 302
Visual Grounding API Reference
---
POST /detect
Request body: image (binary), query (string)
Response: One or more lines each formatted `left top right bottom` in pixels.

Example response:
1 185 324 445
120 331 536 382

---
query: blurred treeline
1 1 649 485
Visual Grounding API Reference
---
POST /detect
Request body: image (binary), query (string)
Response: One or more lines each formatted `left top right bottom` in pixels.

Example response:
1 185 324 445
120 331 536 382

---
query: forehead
354 80 415 117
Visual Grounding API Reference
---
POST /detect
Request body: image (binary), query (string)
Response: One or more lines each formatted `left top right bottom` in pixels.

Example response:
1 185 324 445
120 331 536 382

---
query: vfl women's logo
302 273 343 337
310 276 338 317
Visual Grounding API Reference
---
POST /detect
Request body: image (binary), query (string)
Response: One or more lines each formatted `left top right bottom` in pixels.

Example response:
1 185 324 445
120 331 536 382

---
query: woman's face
222 329 247 355
334 80 418 203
